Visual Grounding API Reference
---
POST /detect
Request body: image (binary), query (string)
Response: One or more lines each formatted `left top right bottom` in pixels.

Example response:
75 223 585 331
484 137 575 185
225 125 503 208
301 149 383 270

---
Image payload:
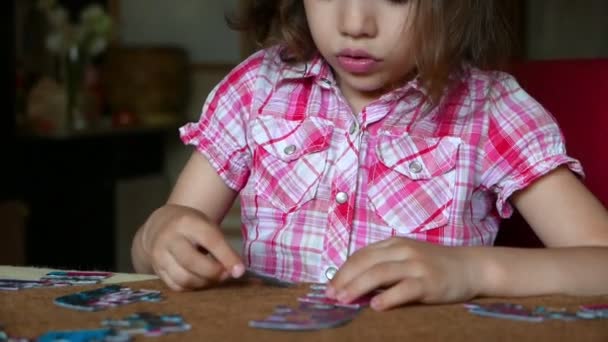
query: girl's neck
339 85 382 115
336 74 416 115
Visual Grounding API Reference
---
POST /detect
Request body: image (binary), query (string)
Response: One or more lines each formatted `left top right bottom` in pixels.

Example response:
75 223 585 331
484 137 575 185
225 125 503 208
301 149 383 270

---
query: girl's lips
336 56 380 74
336 49 381 74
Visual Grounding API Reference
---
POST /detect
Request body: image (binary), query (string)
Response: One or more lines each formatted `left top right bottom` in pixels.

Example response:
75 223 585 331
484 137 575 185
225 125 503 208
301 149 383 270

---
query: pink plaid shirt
180 46 582 283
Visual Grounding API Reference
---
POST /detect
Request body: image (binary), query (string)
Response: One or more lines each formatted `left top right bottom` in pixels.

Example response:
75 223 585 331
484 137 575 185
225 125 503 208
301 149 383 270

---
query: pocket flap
251 116 334 162
377 135 460 179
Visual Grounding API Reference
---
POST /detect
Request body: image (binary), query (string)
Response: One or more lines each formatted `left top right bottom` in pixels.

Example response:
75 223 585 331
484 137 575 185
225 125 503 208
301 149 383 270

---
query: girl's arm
326 166 608 309
132 151 242 279
167 152 239 222
474 166 608 297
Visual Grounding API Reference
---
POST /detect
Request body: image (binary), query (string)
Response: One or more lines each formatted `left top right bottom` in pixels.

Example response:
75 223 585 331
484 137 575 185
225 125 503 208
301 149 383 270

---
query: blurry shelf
12 120 173 271
16 121 181 141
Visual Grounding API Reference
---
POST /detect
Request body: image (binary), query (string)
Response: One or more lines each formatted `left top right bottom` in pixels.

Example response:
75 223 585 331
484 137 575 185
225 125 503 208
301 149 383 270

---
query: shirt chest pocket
367 134 461 233
250 115 334 212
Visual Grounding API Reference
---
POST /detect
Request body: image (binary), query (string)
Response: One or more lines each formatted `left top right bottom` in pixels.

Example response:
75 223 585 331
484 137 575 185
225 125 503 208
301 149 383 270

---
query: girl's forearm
468 246 608 298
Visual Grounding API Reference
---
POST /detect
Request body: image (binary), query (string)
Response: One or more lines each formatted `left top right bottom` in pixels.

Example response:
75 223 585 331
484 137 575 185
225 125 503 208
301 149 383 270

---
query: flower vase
64 45 88 131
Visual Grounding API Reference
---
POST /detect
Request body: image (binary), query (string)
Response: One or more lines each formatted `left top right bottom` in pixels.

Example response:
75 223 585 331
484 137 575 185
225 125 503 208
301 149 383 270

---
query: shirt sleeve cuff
495 155 584 218
179 123 250 191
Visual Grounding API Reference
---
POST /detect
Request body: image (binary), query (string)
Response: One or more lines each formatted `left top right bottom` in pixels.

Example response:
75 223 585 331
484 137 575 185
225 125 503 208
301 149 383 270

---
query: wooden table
1 267 607 341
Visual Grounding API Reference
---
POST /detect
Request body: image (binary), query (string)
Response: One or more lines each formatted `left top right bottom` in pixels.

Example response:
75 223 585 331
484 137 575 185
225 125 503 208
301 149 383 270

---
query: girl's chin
349 83 390 97
341 75 390 93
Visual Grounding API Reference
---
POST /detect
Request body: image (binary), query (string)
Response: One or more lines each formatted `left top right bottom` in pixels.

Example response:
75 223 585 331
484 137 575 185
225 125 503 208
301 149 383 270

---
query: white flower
88 37 108 57
81 4 105 23
47 7 68 30
80 5 113 39
45 32 65 54
68 45 80 62
41 2 113 59
92 15 113 36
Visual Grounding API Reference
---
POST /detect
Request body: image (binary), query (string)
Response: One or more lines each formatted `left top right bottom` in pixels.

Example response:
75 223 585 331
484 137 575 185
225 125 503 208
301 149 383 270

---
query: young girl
132 0 608 311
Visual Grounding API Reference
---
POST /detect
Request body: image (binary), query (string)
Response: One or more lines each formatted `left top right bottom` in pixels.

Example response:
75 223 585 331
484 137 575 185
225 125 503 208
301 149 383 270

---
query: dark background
5 0 166 271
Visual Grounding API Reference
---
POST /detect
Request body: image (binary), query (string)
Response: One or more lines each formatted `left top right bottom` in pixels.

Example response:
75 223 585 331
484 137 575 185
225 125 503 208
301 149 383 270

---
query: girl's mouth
336 49 381 74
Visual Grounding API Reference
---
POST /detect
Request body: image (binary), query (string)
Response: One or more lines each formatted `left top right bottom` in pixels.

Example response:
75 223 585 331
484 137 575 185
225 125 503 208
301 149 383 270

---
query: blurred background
1 0 607 273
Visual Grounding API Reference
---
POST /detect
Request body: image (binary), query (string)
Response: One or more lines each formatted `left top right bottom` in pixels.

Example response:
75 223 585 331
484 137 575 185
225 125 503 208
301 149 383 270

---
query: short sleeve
480 73 584 218
179 50 265 191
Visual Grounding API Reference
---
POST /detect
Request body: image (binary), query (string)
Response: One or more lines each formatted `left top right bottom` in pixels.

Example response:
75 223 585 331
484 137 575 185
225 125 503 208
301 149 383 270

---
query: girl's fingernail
220 271 231 281
232 264 245 278
336 291 348 302
371 297 382 310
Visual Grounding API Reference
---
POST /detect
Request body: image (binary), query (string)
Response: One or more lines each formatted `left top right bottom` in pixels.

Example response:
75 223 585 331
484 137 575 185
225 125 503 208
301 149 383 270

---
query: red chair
495 59 608 247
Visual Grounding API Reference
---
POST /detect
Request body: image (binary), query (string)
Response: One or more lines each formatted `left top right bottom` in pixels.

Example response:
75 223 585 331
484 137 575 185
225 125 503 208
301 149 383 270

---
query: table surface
1 267 607 341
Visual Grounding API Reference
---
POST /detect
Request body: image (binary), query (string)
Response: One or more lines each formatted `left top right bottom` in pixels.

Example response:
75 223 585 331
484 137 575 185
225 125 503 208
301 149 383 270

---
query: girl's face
303 0 416 104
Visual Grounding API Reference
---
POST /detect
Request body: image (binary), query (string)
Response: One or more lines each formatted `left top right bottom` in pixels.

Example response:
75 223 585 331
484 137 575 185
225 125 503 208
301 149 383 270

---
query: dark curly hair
228 0 514 103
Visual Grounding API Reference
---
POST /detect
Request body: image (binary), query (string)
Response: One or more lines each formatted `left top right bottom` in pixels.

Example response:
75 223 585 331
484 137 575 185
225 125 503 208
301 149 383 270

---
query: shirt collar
279 52 332 82
278 50 429 99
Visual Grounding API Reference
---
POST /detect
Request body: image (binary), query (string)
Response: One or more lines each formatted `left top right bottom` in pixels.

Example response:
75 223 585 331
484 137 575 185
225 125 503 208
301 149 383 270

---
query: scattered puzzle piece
102 312 191 337
465 302 608 322
54 285 163 311
249 302 359 331
37 328 130 342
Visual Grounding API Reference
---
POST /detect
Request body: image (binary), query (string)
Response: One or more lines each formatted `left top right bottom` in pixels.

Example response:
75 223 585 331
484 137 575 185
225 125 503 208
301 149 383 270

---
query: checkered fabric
180 46 582 282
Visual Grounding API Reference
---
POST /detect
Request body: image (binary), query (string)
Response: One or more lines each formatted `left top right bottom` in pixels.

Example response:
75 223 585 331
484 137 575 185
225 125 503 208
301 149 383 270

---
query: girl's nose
338 0 377 39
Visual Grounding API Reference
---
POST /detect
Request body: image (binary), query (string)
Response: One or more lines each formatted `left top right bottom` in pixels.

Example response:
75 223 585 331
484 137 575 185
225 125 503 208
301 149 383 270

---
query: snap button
349 122 358 135
283 145 297 155
335 192 348 204
325 267 338 280
319 78 332 89
409 161 423 174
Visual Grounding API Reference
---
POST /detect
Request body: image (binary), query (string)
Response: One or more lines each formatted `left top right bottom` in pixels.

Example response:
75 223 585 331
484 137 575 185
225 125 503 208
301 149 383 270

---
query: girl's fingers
157 268 185 292
168 236 225 281
181 223 245 279
335 261 418 304
160 252 211 290
370 277 424 311
329 243 412 296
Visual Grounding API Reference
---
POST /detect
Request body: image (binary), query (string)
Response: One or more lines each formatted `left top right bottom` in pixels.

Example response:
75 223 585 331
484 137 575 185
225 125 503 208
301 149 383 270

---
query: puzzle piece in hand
243 270 295 288
54 285 163 311
102 312 191 337
41 271 113 285
465 303 544 322
249 302 360 331
297 284 379 309
37 328 130 342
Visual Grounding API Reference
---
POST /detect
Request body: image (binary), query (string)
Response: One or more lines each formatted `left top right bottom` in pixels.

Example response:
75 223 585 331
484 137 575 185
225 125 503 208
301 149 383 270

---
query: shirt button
283 145 297 155
409 161 423 174
325 267 338 280
349 122 358 135
320 78 332 88
335 192 348 204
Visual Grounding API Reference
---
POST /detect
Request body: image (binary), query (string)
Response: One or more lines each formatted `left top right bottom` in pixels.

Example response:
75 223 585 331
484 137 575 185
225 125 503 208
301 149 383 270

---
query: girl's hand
326 237 481 311
139 204 245 291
